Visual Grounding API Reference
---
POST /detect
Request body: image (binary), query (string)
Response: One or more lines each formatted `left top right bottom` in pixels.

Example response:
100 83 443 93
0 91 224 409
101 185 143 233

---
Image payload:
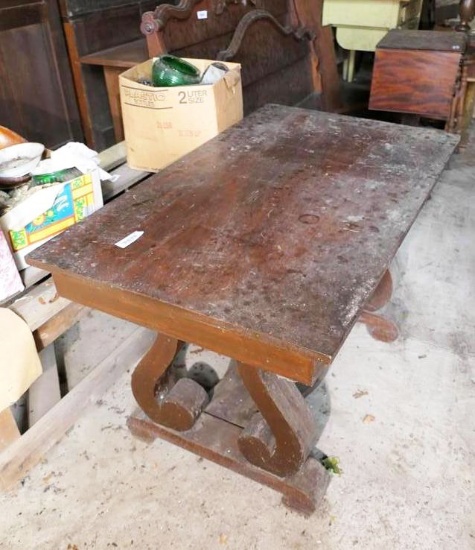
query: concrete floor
1 128 474 549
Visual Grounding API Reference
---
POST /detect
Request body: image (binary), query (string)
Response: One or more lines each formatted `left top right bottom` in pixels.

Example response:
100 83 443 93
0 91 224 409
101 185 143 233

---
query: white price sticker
197 10 208 19
115 231 144 249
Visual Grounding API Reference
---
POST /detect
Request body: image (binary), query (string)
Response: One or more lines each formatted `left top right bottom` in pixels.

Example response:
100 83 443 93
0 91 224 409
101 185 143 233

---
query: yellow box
0 170 103 270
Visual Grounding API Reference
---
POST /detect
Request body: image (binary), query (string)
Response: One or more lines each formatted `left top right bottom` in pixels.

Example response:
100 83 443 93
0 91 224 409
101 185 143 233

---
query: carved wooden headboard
141 0 290 58
140 0 341 114
217 10 317 114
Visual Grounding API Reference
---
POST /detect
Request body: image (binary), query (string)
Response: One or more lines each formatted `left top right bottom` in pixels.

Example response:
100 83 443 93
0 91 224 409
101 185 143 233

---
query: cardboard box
0 169 103 270
120 58 243 172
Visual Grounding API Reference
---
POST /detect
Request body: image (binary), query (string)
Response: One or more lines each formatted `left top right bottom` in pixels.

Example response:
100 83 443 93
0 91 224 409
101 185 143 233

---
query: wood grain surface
27 105 458 381
370 30 465 120
370 49 463 120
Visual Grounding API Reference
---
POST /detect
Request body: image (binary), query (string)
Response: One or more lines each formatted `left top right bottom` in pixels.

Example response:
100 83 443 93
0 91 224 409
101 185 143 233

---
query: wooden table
27 105 458 514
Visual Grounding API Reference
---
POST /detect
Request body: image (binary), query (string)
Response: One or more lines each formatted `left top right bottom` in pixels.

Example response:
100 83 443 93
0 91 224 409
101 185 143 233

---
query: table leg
103 67 125 143
128 355 331 515
347 50 356 83
358 310 399 343
365 270 393 312
131 334 209 431
237 363 319 477
358 270 399 343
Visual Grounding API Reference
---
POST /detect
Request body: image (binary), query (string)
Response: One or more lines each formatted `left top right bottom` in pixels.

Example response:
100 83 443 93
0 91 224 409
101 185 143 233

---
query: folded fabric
0 308 42 412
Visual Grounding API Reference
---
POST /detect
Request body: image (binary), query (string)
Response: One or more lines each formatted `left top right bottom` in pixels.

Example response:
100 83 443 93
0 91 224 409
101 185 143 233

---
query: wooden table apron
27 105 458 514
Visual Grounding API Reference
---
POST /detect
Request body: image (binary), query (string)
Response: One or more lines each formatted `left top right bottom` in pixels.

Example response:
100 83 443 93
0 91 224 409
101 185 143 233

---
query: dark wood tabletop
27 105 458 382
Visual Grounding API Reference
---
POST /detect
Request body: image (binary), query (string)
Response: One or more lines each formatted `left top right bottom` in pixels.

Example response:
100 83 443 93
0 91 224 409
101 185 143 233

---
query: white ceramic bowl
0 142 45 178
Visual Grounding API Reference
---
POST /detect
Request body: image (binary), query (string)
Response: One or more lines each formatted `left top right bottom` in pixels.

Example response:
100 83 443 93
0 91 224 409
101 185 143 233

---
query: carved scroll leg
365 270 393 312
237 363 318 477
131 334 209 432
358 269 399 343
358 310 399 343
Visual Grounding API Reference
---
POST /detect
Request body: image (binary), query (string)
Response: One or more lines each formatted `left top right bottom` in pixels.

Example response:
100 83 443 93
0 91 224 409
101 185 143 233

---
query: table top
27 105 458 380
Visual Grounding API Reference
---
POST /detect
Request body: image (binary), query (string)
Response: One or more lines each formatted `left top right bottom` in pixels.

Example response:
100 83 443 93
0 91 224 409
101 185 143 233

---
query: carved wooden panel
217 10 314 114
141 0 336 115
143 0 288 57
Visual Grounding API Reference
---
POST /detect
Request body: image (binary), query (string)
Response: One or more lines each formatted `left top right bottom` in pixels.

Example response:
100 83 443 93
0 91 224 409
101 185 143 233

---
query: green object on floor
322 456 343 475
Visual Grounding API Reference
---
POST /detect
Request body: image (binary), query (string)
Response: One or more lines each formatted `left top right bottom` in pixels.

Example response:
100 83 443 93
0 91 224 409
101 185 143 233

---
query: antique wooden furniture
80 39 149 144
369 30 467 126
457 0 475 30
59 0 171 150
79 0 275 143
322 0 424 81
369 29 475 146
370 1 475 143
27 105 458 514
83 0 341 143
0 0 82 148
142 0 341 112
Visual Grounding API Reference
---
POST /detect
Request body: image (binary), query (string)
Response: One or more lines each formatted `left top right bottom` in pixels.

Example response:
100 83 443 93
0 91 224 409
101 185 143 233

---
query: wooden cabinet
59 0 173 151
369 30 466 124
0 0 83 148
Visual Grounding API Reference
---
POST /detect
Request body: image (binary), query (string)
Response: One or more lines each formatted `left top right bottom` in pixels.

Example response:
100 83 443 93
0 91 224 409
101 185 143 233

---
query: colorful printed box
0 229 24 302
0 170 103 270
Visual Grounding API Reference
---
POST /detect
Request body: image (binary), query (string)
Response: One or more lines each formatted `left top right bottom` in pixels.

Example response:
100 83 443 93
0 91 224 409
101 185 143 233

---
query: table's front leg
237 363 319 477
131 333 209 431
